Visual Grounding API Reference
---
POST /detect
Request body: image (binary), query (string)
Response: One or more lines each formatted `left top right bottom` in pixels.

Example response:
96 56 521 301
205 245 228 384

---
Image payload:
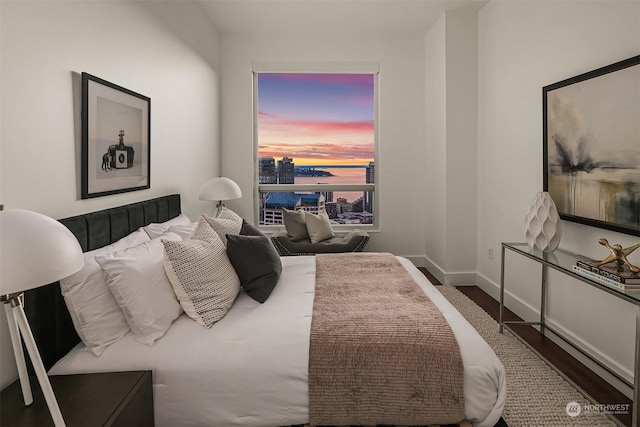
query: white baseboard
407 255 477 285
476 271 633 399
403 255 427 268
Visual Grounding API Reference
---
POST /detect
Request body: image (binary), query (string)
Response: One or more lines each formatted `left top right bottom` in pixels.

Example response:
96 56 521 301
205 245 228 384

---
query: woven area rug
437 286 616 427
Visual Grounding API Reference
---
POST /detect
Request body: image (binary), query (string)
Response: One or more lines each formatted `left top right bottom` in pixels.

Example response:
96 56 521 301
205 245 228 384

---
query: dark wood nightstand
1 370 153 426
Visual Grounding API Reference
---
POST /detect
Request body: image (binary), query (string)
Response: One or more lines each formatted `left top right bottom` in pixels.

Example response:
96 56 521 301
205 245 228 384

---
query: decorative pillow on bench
304 210 335 243
283 208 335 243
282 208 309 241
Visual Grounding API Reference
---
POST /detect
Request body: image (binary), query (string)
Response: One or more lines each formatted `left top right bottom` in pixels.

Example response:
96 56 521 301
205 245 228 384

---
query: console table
499 242 639 427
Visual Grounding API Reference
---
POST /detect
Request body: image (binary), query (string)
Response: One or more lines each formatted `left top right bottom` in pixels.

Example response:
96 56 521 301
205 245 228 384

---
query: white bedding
50 256 506 427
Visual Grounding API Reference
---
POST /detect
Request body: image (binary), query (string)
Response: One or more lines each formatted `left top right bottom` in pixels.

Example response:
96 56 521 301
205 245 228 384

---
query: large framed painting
81 73 150 199
543 55 640 236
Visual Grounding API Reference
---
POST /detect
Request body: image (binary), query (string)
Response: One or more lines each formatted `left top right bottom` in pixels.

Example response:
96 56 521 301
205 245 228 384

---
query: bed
24 194 506 427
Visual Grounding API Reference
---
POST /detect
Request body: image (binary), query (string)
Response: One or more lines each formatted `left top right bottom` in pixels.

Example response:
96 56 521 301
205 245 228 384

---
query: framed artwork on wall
81 72 150 199
543 55 640 236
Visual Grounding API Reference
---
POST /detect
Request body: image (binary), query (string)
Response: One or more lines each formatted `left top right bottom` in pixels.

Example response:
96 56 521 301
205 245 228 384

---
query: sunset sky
257 73 375 166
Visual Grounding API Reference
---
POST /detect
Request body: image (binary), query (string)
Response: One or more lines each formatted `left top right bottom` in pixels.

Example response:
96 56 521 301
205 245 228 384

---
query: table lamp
198 177 242 217
1 208 84 427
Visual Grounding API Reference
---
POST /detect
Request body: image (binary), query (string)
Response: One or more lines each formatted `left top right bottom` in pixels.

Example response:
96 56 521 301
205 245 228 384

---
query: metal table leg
634 306 639 427
499 245 506 334
541 264 547 336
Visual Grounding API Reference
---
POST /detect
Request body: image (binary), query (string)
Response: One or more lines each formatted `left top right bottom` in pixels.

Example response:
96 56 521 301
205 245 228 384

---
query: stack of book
572 260 640 290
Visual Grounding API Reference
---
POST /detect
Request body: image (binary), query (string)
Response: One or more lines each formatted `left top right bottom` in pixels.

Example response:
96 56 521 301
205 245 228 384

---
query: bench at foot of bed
271 229 369 256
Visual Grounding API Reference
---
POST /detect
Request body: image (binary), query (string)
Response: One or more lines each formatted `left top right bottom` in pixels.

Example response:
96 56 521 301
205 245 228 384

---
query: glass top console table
499 242 640 427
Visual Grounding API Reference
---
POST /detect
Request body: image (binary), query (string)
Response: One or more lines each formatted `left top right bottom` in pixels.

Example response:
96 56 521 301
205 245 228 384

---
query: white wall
424 9 479 284
219 32 428 257
424 16 448 276
476 0 640 392
0 1 221 389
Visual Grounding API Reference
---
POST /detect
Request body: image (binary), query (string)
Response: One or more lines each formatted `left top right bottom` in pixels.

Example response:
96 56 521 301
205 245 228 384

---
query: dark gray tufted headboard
23 194 181 371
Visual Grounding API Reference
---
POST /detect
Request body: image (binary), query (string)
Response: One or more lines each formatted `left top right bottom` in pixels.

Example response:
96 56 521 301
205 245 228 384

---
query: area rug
438 286 617 427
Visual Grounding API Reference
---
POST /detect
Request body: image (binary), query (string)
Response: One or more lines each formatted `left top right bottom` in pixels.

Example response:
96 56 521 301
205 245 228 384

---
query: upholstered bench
270 229 369 256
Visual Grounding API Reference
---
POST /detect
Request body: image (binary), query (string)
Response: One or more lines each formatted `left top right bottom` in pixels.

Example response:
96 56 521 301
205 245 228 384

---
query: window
254 70 378 227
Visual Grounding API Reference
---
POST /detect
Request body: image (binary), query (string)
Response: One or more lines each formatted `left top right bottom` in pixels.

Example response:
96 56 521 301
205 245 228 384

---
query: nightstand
1 370 153 426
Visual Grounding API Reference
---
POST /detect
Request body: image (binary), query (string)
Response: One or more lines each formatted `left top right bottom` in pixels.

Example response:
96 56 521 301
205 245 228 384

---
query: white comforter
51 256 506 427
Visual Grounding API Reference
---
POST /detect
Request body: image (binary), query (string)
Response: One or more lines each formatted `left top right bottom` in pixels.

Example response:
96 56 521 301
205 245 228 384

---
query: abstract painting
543 55 640 236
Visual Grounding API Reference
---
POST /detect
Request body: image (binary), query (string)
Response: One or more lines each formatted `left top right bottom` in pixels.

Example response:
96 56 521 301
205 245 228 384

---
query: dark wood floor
418 267 632 427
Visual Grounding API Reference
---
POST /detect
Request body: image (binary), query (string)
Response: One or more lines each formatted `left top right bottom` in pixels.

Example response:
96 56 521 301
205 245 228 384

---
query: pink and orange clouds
258 112 374 165
257 73 375 166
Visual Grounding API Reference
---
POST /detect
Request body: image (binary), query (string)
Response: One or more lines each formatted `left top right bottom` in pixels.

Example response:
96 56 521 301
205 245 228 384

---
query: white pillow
167 222 198 239
305 210 335 243
217 207 242 223
163 219 240 328
59 228 150 356
143 214 192 239
96 232 183 346
202 212 242 246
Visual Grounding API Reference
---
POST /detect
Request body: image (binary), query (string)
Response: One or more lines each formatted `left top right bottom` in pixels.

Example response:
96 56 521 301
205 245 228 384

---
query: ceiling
198 0 487 35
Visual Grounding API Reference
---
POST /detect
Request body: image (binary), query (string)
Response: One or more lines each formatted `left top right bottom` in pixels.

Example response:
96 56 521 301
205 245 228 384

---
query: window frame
252 62 380 231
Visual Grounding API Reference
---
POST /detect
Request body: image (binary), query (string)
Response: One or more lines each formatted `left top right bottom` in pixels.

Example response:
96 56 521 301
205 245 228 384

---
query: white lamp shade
1 209 84 294
199 177 242 202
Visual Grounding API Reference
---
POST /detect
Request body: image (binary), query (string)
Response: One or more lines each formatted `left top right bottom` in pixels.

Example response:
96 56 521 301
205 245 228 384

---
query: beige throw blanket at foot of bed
309 253 465 426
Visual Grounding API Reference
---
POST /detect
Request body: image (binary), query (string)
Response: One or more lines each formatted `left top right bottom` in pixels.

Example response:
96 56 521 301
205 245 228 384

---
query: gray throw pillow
240 219 264 237
305 210 335 243
226 234 282 303
282 208 310 241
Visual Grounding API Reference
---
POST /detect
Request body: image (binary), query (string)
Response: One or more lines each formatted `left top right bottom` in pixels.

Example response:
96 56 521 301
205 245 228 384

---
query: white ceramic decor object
525 192 563 252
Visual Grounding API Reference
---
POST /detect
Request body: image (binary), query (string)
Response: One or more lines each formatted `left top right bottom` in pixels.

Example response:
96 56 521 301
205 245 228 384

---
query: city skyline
259 156 374 224
257 73 375 166
259 156 373 168
259 155 373 186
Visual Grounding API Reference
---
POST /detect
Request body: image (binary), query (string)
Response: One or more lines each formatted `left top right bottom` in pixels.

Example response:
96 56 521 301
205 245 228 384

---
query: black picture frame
543 55 640 236
81 73 150 199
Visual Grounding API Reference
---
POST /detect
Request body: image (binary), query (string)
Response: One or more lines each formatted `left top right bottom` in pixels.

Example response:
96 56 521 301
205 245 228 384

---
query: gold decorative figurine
593 239 640 274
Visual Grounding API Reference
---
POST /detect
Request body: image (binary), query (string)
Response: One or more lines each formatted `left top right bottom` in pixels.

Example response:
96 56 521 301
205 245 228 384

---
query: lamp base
2 294 66 426
215 201 226 218
2 294 32 406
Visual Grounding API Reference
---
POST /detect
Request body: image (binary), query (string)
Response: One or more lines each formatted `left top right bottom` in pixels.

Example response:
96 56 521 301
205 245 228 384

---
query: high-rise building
352 196 364 212
366 161 375 184
298 193 325 214
337 197 352 213
277 157 295 184
259 157 277 184
262 192 299 224
365 161 374 213
262 192 326 224
320 191 333 203
325 202 338 219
